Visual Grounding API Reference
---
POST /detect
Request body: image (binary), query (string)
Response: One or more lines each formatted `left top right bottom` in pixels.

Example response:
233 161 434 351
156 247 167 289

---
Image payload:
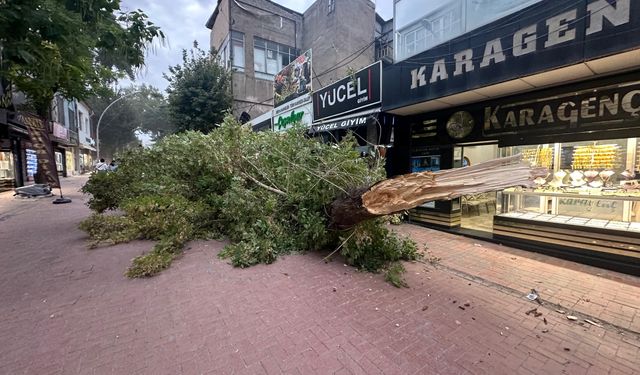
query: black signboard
383 0 640 111
313 61 381 121
310 113 376 133
482 81 640 137
406 72 640 147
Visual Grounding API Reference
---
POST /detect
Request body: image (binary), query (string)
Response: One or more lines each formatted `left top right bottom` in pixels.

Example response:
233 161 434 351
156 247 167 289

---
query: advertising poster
274 49 312 107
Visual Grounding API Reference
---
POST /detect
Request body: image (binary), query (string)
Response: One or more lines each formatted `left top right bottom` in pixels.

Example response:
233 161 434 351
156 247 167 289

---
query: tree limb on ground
330 155 547 229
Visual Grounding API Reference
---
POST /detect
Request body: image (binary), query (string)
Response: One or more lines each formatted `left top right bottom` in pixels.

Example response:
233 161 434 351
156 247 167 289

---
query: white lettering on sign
319 78 368 109
484 87 640 132
313 116 368 132
409 0 631 90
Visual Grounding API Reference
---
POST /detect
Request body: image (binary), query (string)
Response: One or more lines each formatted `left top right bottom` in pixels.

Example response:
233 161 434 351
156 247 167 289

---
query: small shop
381 0 640 273
396 72 640 274
310 61 396 163
0 110 29 190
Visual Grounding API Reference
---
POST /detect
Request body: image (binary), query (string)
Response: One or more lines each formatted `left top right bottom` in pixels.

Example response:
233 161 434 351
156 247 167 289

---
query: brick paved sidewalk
0 176 638 374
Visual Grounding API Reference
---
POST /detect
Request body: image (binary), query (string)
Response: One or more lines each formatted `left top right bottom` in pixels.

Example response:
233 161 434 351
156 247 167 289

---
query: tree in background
130 85 174 141
88 84 173 160
165 43 232 134
0 0 164 117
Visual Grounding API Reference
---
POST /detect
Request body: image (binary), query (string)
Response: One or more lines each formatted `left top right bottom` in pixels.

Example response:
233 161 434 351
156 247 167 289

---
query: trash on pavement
526 289 539 301
585 319 603 328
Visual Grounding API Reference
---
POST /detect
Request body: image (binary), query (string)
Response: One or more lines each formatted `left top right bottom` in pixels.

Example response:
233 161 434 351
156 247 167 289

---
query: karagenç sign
313 61 381 121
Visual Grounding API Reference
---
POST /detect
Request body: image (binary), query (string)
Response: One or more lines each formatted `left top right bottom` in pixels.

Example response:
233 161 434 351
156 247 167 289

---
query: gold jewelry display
521 146 553 168
571 144 620 170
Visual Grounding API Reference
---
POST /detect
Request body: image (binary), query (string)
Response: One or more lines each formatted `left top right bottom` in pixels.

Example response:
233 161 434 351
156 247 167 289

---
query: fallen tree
80 116 544 285
331 155 544 229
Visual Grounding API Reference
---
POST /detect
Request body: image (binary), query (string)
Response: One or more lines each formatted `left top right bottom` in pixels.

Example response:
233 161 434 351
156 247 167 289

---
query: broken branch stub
330 155 546 229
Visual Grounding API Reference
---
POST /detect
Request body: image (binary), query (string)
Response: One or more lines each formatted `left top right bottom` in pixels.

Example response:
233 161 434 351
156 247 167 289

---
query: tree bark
329 155 547 229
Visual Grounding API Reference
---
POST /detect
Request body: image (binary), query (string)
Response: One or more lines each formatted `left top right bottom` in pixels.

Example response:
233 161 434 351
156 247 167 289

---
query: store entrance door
456 144 499 232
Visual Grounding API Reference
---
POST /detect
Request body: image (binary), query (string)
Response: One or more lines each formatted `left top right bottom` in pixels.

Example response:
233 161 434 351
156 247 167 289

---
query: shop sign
273 103 313 132
384 0 639 111
313 61 381 121
52 122 68 140
483 82 640 136
310 114 374 133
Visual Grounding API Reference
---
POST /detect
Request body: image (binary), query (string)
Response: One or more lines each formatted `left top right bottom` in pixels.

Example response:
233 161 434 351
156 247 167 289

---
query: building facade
206 0 386 121
384 0 640 274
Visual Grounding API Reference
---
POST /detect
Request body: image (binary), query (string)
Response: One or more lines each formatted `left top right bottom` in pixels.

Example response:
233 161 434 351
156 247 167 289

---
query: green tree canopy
0 0 164 116
88 84 173 160
164 43 233 134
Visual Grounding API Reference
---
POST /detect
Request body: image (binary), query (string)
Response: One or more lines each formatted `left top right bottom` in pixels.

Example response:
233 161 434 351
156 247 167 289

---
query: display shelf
502 189 640 202
496 212 640 233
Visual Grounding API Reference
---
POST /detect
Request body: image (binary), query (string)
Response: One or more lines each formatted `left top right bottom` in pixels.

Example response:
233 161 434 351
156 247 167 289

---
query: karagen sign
409 0 631 90
483 82 640 136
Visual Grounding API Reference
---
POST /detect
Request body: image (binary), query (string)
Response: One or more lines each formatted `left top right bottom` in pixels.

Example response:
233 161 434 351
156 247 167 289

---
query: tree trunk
329 155 547 229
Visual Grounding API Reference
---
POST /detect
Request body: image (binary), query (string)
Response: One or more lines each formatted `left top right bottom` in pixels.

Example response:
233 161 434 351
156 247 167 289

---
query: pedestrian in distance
94 158 109 172
109 160 118 172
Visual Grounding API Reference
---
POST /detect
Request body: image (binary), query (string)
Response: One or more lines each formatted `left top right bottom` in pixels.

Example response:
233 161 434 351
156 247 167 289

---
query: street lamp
96 90 140 161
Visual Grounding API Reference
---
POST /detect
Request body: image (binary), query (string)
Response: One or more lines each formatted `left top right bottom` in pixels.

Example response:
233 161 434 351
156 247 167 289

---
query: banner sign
274 49 312 107
483 82 640 136
383 0 640 111
20 114 61 188
273 103 313 132
406 73 640 147
310 113 376 133
313 61 382 121
52 122 68 140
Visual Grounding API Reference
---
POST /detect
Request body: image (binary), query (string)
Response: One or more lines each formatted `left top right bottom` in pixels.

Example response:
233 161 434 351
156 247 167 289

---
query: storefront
310 61 397 163
382 0 640 273
391 73 640 274
0 110 29 191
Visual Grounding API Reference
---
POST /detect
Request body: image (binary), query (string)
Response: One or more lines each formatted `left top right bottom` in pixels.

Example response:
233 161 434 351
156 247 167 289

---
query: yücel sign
310 115 373 133
313 61 381 121
483 82 640 135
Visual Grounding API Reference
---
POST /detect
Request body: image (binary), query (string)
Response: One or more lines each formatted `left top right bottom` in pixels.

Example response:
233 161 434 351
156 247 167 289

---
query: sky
120 0 394 91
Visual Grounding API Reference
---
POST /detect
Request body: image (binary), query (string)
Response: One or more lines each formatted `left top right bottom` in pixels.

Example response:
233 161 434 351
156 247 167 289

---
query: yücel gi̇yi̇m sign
313 61 381 121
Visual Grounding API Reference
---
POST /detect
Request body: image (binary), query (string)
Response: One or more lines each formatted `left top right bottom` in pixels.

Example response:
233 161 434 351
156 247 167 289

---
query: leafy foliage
87 84 173 160
0 0 164 116
165 43 233 133
80 116 419 282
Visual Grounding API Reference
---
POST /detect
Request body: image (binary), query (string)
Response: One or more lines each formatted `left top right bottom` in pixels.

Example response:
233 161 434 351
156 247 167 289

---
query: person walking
108 160 118 172
94 158 109 172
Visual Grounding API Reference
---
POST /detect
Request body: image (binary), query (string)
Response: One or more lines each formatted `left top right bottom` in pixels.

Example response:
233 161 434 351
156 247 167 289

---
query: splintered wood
362 155 547 215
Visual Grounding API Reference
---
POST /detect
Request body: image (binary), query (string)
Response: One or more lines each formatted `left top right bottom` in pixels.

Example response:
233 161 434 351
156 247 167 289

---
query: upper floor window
253 37 297 80
231 31 245 70
218 37 229 68
395 0 542 61
78 112 84 131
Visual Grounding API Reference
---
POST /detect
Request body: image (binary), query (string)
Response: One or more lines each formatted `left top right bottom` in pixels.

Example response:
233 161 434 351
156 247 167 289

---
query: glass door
458 144 499 232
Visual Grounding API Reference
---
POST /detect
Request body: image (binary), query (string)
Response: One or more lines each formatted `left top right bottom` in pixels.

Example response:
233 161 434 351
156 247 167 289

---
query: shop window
0 151 15 180
253 37 297 80
231 31 245 71
499 138 640 226
55 151 64 174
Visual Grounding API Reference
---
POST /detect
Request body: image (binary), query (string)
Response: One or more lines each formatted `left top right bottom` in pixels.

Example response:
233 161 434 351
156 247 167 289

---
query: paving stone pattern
0 176 639 374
